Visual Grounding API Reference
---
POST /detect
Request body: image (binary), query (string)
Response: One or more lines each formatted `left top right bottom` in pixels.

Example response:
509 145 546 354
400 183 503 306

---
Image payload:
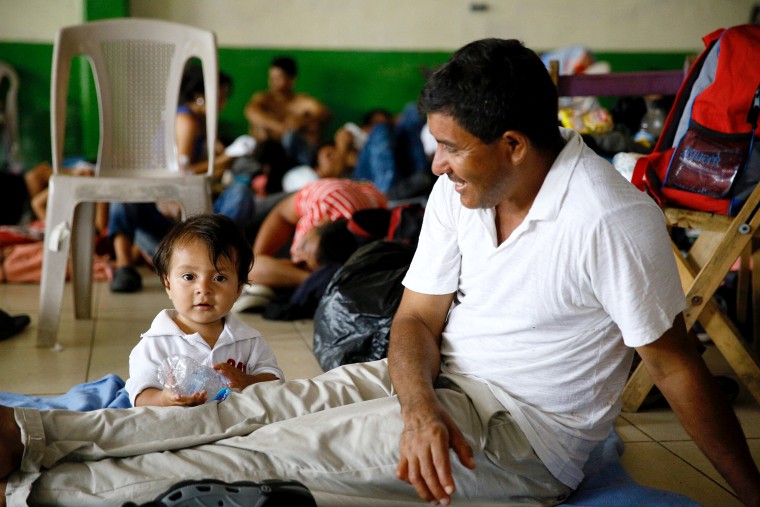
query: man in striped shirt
246 178 387 292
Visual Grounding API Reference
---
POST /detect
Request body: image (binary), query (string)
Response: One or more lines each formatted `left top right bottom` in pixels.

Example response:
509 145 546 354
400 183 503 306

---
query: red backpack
631 24 760 215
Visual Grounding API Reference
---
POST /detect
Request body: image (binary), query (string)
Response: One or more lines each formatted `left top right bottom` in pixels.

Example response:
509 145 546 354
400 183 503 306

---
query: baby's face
164 238 243 334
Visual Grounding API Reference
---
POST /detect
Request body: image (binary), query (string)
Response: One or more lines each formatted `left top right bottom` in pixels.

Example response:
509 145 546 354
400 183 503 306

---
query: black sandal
124 479 317 507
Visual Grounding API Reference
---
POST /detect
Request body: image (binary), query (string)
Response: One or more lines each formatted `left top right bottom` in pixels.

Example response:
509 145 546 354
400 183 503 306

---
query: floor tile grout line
654 439 740 501
619 413 740 501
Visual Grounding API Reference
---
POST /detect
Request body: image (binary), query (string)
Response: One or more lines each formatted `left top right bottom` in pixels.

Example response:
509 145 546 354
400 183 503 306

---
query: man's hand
397 401 475 505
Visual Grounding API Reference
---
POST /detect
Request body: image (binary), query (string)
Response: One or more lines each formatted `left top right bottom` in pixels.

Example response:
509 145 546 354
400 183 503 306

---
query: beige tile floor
0 269 758 506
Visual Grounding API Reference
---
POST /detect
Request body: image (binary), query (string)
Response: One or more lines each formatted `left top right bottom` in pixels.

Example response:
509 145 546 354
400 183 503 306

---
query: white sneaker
232 284 275 313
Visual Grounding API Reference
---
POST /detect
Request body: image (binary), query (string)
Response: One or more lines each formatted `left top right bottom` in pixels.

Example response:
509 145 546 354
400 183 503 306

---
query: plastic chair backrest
51 18 218 178
0 61 20 171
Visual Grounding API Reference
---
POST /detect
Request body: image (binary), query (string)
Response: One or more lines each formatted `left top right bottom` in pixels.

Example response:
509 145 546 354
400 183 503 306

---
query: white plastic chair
0 61 20 171
38 19 218 347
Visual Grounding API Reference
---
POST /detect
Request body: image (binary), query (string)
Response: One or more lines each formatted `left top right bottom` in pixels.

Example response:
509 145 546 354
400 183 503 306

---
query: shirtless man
244 56 330 165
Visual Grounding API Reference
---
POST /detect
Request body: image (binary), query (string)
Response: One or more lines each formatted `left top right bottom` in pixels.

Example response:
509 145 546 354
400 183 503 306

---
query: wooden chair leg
621 361 654 413
753 238 760 357
736 244 751 327
700 298 760 405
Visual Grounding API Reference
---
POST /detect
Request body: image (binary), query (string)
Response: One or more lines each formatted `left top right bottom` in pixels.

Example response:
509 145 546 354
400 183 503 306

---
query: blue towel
562 429 700 506
0 374 131 410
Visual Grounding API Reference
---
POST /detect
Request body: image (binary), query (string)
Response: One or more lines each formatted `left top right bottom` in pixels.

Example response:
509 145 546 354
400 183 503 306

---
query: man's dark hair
315 219 359 266
153 214 253 287
271 56 298 78
418 38 563 153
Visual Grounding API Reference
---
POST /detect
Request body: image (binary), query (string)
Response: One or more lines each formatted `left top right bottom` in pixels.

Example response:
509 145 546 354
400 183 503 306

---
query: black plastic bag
313 240 415 371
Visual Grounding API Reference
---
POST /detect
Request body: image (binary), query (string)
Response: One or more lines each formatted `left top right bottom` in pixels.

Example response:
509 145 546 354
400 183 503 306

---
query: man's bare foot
0 406 23 480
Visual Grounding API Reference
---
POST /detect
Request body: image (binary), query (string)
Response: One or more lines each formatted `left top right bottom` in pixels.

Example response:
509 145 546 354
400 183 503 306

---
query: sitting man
244 56 331 167
1 38 758 507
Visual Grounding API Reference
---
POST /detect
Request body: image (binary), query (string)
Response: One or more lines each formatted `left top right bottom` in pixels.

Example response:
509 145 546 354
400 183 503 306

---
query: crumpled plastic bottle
157 354 231 402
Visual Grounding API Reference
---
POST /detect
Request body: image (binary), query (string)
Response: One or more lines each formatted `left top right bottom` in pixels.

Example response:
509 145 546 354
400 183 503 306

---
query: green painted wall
0 42 54 167
217 47 452 145
0 41 691 170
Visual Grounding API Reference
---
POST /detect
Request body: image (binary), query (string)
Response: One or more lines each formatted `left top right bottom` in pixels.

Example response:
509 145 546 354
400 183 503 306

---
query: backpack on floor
631 24 760 215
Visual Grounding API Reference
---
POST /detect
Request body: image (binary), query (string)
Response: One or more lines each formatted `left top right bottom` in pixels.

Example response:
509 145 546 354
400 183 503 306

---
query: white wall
1 0 755 52
130 0 756 51
0 0 81 42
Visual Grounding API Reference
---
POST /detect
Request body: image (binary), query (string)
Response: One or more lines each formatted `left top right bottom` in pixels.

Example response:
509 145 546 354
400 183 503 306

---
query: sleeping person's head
290 219 359 272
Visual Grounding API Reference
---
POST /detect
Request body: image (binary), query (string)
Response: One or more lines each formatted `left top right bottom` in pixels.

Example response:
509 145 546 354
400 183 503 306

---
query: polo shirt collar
143 309 255 346
525 128 583 223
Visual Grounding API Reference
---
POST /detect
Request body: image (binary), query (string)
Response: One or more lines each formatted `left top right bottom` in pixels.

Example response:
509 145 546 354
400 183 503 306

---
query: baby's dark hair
315 219 359 266
153 214 253 287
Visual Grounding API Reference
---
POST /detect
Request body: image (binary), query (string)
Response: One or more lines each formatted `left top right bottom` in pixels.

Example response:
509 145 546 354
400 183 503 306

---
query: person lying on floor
125 213 282 407
233 177 387 311
1 38 759 507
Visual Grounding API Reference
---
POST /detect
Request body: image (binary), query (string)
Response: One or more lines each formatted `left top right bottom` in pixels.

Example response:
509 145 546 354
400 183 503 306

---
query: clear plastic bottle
634 99 666 149
157 354 231 402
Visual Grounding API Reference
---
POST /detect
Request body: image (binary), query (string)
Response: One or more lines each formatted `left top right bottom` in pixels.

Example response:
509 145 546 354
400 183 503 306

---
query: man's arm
252 193 299 256
244 92 287 139
176 114 231 177
637 313 760 506
388 288 474 506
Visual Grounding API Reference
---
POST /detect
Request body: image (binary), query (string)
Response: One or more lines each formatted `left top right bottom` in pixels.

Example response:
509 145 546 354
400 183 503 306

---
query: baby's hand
213 363 245 389
163 389 207 407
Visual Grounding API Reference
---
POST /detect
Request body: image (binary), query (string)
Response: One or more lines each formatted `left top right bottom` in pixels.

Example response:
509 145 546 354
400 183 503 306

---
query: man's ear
501 130 529 165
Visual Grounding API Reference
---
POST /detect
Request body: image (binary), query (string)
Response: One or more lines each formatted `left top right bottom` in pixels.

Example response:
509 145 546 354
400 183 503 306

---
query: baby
125 213 283 407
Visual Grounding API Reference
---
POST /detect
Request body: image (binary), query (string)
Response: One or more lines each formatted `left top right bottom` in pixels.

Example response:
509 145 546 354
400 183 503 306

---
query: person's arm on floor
248 255 311 288
637 313 760 506
388 288 474 506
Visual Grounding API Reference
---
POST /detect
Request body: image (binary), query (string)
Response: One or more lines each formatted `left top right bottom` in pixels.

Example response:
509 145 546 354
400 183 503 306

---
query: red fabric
694 25 760 137
0 242 112 284
292 179 387 256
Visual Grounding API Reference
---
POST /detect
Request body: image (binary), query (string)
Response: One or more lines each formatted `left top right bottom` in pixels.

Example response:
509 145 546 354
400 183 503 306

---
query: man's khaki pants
7 360 570 506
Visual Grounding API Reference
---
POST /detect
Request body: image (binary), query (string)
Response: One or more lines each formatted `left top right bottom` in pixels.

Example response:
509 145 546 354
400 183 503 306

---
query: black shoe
0 310 30 341
123 479 317 507
110 266 142 293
